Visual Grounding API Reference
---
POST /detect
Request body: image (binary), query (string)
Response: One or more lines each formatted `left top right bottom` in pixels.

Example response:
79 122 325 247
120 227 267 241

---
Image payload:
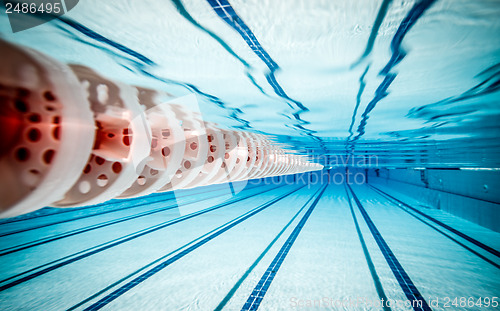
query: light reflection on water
0 0 499 168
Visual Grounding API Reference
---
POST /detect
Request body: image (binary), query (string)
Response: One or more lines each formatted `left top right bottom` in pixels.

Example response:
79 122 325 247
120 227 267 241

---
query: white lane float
0 40 323 217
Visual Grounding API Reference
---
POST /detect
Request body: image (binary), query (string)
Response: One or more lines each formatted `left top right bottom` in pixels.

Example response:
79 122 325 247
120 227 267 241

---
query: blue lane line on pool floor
344 184 391 311
347 185 431 311
78 185 306 311
0 183 263 257
241 184 328 311
370 184 500 258
368 185 500 269
0 184 234 237
214 184 324 311
0 184 286 292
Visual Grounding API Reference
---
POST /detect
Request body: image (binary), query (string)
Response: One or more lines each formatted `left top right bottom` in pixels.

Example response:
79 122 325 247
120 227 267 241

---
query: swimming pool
0 0 499 310
1 0 499 167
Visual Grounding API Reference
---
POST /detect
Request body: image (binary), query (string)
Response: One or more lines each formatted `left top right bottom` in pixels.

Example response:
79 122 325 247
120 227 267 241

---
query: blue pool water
0 178 499 310
1 1 500 310
1 0 499 168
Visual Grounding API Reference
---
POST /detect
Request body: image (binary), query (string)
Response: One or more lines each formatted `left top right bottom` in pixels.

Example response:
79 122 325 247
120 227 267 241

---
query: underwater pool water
1 0 499 168
0 0 499 310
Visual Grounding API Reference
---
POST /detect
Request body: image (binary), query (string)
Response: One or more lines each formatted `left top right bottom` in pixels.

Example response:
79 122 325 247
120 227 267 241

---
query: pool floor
0 180 499 310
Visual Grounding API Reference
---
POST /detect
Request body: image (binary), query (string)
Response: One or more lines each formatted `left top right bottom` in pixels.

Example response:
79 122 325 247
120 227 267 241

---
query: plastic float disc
259 145 278 178
233 132 257 182
182 123 224 189
157 102 208 191
223 131 248 183
255 140 277 179
119 90 185 198
246 133 266 180
272 149 286 176
274 153 287 176
281 155 293 175
277 153 289 176
54 65 151 207
252 143 269 179
266 150 280 178
226 132 249 183
0 40 95 217
290 155 297 174
274 151 288 176
208 129 238 185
